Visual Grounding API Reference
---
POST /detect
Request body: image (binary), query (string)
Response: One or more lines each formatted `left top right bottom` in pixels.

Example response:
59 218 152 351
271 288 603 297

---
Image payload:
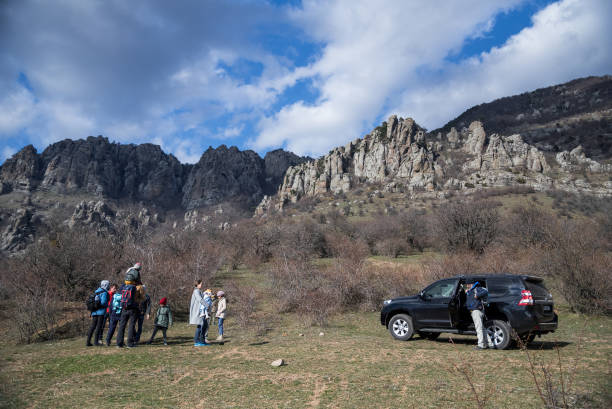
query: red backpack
120 284 137 309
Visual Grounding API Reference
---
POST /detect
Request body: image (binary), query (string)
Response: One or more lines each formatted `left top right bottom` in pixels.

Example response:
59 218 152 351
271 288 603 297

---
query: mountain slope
434 75 612 160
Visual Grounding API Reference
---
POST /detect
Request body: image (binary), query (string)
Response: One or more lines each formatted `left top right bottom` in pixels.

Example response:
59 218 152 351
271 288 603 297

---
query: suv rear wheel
485 320 512 350
388 314 414 341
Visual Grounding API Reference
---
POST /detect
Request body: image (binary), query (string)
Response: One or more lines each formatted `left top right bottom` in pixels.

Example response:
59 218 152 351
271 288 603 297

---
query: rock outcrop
275 116 440 206
263 149 312 195
38 136 187 208
1 207 39 252
556 146 612 173
437 75 612 160
0 145 42 193
259 115 611 213
68 200 116 231
460 122 549 173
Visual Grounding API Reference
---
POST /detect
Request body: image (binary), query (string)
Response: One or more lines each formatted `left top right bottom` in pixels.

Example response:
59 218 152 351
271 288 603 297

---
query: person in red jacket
103 283 117 334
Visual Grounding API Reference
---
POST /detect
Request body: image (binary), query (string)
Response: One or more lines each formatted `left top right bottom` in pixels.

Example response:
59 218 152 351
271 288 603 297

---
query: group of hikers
86 263 226 348
87 263 489 350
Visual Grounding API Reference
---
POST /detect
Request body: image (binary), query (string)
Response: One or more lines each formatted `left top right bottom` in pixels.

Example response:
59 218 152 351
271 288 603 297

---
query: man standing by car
466 282 494 350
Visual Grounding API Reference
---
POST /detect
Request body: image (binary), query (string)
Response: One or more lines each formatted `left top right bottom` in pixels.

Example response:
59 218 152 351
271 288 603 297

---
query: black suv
380 274 558 349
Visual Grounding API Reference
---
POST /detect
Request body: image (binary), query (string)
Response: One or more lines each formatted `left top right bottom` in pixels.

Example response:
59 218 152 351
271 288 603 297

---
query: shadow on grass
427 336 572 350
248 341 269 346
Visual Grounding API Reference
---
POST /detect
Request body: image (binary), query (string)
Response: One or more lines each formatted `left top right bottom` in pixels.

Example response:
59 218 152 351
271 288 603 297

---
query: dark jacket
154 305 173 328
466 287 487 311
139 294 151 316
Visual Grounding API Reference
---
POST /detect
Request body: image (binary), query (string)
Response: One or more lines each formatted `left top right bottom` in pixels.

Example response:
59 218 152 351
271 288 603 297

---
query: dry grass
0 309 610 409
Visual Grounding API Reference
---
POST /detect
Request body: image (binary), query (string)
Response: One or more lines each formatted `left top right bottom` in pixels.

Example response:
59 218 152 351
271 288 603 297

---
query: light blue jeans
217 317 224 336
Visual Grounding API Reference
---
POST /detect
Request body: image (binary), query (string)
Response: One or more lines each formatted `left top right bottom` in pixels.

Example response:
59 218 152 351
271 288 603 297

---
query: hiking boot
86 343 93 347
215 335 223 341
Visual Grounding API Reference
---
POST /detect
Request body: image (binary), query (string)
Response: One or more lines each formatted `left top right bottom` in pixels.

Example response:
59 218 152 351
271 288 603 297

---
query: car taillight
518 290 533 306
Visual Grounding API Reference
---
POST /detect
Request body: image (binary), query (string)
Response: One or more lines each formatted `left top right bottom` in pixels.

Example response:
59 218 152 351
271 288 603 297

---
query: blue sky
0 0 610 164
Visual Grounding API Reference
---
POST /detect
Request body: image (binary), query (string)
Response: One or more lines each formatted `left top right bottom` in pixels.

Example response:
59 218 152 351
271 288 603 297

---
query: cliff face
436 75 612 160
37 136 186 208
0 145 43 193
276 116 439 206
0 137 307 210
260 114 611 213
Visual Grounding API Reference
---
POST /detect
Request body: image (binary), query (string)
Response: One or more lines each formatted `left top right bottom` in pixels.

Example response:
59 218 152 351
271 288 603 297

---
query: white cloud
1 146 17 162
251 0 524 156
0 0 286 153
0 87 37 134
223 125 244 138
391 0 612 130
1 0 610 163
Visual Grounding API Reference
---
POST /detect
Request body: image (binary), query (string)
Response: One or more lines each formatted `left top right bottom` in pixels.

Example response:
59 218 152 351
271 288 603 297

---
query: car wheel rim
393 319 409 336
486 325 504 346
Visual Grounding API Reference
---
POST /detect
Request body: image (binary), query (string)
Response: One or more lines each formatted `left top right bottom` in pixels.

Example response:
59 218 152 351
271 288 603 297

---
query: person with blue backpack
86 280 110 346
466 281 494 350
116 263 146 348
105 284 123 346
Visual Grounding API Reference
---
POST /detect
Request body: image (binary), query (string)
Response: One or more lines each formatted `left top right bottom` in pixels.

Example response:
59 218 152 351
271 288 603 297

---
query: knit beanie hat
160 297 167 305
134 262 142 270
100 280 110 291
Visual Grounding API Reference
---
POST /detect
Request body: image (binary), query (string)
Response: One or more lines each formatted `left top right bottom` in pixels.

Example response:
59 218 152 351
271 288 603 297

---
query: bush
433 200 500 253
535 220 611 315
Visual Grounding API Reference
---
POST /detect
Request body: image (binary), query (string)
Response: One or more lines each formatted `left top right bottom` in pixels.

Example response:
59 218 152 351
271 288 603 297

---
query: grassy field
1 307 610 408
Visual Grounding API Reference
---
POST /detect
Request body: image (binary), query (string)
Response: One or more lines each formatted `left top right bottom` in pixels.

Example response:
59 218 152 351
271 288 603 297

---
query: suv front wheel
388 314 414 341
485 320 512 350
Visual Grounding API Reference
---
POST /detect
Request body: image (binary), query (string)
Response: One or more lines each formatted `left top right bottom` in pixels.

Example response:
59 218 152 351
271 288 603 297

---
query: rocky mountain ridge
0 137 309 210
257 115 611 214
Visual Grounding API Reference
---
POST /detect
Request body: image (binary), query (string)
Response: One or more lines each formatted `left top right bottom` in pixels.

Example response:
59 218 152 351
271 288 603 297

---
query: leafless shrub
433 200 500 253
472 185 535 200
223 281 266 336
501 206 557 250
446 338 493 409
374 237 408 258
535 220 612 315
518 337 581 409
325 232 369 273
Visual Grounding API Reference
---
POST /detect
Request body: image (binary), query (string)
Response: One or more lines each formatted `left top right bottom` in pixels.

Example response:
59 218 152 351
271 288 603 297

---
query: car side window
423 279 459 299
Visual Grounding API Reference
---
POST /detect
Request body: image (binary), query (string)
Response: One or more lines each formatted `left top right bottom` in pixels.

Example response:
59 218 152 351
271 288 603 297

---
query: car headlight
383 299 392 305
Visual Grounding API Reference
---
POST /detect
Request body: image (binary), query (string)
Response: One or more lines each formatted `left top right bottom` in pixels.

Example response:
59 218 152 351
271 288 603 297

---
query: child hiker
199 289 214 343
147 297 173 346
215 290 226 341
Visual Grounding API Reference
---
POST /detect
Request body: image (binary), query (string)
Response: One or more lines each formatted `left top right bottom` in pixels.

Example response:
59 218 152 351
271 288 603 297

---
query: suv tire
418 331 440 340
485 320 512 350
388 314 414 341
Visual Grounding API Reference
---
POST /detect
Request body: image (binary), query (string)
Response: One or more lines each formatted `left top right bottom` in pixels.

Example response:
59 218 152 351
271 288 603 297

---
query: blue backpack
474 286 489 300
111 293 122 315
